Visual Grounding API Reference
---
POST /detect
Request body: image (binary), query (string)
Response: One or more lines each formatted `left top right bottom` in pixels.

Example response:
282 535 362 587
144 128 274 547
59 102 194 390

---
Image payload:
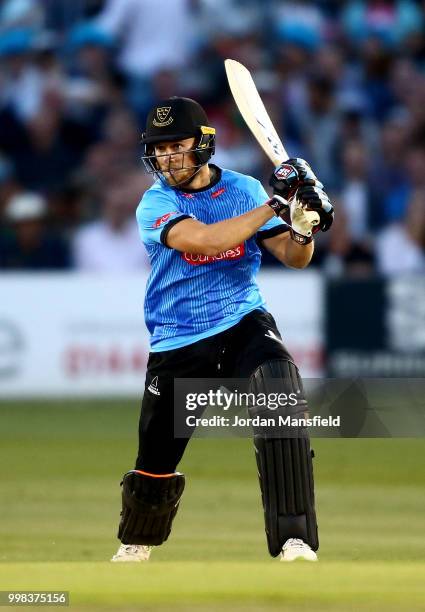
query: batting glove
296 183 334 233
269 158 318 201
266 194 319 244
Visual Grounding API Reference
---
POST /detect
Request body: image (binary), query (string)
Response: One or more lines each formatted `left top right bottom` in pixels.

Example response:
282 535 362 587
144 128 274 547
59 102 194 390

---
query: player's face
154 137 198 186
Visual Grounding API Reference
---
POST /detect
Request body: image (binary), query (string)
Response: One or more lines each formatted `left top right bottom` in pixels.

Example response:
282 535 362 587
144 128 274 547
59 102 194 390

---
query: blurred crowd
0 0 424 276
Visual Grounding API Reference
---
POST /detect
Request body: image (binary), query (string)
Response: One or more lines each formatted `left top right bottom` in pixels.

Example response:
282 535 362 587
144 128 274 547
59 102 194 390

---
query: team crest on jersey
153 106 173 127
182 243 245 265
153 211 178 228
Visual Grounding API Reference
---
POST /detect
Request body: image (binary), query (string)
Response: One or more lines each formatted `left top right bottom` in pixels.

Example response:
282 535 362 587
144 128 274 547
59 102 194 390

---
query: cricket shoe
280 538 318 562
111 544 152 562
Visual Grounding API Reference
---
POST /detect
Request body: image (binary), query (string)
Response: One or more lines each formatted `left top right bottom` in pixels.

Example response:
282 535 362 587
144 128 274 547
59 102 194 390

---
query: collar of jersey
178 164 222 194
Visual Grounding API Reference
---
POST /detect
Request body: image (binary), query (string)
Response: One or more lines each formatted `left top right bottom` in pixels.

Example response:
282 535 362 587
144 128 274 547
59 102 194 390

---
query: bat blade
225 58 288 166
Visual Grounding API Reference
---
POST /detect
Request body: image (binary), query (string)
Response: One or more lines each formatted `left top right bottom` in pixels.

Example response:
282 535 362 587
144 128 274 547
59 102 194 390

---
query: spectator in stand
0 29 45 122
317 139 380 277
95 0 196 114
337 91 380 161
212 100 265 177
373 110 411 222
384 138 425 223
0 155 20 216
402 26 425 67
390 57 420 110
376 188 425 275
358 36 396 121
321 196 376 278
0 192 70 269
72 172 149 272
101 107 141 168
342 0 423 48
83 106 141 190
275 15 325 154
12 93 84 191
273 0 326 48
199 0 263 39
65 21 117 127
339 140 381 241
41 0 105 33
96 0 195 80
404 73 425 135
296 75 340 190
0 0 44 31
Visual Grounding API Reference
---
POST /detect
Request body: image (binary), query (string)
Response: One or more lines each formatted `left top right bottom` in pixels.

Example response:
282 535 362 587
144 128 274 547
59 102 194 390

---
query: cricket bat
225 58 320 228
225 58 289 166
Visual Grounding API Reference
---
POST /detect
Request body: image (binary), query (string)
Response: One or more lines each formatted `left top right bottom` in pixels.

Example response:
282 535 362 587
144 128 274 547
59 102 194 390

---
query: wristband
266 195 288 217
289 228 313 245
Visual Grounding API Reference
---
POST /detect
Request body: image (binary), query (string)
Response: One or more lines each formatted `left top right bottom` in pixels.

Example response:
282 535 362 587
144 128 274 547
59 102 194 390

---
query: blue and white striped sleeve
136 189 191 247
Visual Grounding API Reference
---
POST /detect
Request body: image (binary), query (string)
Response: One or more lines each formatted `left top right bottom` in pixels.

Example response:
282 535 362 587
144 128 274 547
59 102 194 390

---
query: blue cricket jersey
136 165 288 351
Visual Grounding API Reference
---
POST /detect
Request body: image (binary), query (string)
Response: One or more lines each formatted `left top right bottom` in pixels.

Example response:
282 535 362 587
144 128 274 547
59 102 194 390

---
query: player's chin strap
141 149 205 188
266 195 319 245
161 163 205 189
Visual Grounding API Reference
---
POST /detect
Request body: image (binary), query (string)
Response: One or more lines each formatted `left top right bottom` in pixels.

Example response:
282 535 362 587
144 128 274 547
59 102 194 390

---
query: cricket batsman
111 97 334 562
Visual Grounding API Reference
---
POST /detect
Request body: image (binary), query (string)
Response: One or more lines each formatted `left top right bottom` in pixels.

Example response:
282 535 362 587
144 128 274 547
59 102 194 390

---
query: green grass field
0 401 424 611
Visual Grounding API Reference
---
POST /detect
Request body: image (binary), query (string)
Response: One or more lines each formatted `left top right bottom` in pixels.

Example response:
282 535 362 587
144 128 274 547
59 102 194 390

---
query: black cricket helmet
140 97 215 185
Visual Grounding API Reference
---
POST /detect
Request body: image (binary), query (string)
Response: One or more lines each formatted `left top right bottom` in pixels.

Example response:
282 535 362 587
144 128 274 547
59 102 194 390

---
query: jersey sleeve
254 181 290 243
136 188 191 247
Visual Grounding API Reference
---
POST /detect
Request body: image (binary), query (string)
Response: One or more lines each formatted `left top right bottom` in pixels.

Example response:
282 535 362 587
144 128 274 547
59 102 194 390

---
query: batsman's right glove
266 194 320 244
296 182 334 233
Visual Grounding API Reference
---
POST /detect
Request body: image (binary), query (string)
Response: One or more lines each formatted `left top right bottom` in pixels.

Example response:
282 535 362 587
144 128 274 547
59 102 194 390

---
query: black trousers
135 309 293 473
